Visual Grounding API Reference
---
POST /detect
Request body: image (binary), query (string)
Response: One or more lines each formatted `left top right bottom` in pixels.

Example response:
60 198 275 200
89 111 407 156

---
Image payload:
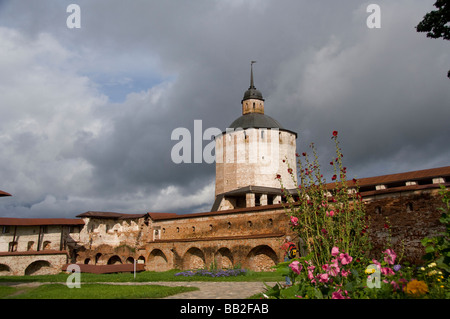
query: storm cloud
0 0 449 218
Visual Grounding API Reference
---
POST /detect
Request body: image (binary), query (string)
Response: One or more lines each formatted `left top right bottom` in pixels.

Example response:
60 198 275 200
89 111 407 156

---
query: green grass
0 286 17 298
0 269 280 299
1 283 198 299
0 269 281 284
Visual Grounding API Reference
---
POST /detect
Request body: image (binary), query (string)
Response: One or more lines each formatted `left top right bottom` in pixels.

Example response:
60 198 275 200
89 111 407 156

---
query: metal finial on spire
250 61 257 89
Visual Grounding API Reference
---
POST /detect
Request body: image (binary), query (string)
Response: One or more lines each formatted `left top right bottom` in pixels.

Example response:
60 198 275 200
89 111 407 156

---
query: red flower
384 223 389 229
332 131 338 137
287 168 293 174
276 174 281 179
302 152 307 156
332 175 337 181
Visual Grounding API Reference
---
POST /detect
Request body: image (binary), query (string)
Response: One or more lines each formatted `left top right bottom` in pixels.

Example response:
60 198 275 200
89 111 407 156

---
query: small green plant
421 185 450 274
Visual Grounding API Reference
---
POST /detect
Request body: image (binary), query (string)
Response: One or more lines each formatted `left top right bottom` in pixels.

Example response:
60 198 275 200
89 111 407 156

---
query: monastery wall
0 225 81 252
364 187 446 264
0 252 68 276
78 217 148 249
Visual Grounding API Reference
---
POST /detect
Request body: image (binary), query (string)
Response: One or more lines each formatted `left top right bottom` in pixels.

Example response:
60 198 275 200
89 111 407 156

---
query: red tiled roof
0 250 68 256
153 232 285 243
326 166 450 189
76 211 146 219
0 218 84 226
147 212 179 220
0 190 11 197
146 203 287 221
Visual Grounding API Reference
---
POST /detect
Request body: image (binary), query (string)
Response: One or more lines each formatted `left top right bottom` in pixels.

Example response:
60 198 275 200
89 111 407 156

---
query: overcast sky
0 0 449 219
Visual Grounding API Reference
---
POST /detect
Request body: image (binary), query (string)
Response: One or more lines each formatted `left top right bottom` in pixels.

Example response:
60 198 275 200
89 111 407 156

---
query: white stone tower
212 62 298 211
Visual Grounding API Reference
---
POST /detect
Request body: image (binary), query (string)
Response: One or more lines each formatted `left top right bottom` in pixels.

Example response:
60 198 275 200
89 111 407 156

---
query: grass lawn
0 269 281 284
0 283 198 299
0 269 280 299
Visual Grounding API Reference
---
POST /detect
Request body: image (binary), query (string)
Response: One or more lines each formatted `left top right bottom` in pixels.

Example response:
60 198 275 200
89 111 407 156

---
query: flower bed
175 268 247 278
265 246 448 299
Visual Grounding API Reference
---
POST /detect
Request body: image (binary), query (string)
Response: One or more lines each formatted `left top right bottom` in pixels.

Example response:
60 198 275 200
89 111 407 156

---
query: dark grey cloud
0 0 448 218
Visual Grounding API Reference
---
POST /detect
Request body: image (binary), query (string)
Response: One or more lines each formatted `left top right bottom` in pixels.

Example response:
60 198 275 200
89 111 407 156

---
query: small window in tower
375 206 382 215
209 224 213 231
261 130 264 139
227 222 232 229
406 203 413 213
247 221 253 227
176 227 180 233
268 218 273 227
253 102 255 109
192 226 195 232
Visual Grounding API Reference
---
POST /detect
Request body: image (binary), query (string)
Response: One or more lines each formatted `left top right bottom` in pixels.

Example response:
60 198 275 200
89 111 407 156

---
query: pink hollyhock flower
290 216 299 226
307 270 315 280
328 265 340 277
331 247 340 256
383 249 397 265
331 290 345 299
341 269 350 278
289 261 302 275
326 210 335 217
318 273 329 283
381 267 395 276
307 263 315 271
339 253 353 265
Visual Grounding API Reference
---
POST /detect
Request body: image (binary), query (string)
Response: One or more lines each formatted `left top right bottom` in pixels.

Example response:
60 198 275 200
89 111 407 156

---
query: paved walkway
0 281 279 299
157 281 279 299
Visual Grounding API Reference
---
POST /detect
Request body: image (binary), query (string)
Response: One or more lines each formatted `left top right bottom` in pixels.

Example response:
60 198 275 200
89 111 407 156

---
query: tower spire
242 61 264 103
250 60 257 89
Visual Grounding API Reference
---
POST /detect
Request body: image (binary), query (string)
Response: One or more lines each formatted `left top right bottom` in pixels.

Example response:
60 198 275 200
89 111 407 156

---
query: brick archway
0 263 11 276
214 247 234 269
107 255 122 265
245 245 278 272
148 248 169 271
182 247 205 270
24 260 52 276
